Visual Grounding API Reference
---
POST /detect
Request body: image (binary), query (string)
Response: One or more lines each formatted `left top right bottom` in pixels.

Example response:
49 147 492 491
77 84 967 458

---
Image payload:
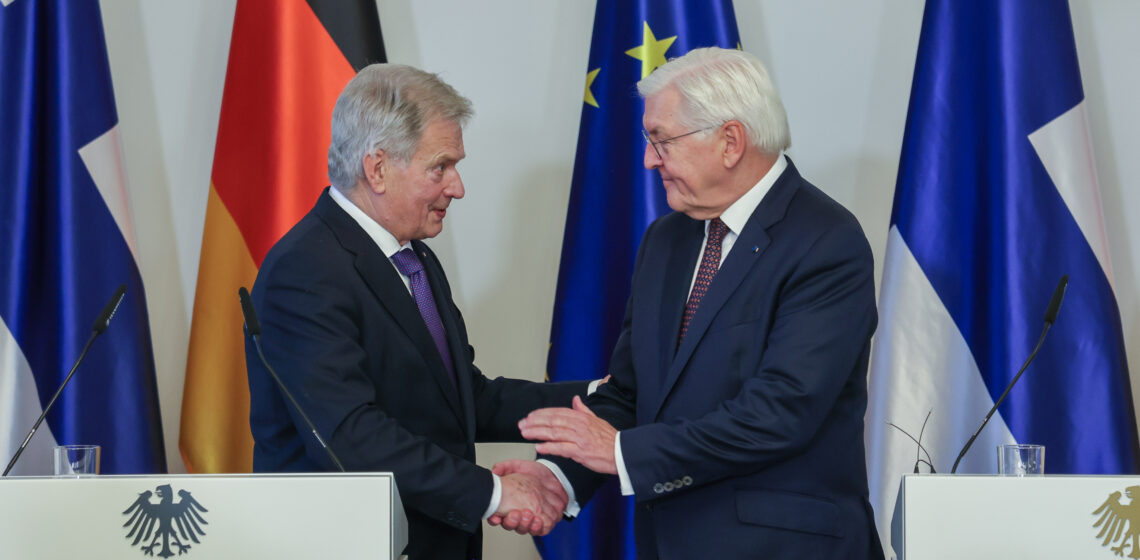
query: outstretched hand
519 396 618 475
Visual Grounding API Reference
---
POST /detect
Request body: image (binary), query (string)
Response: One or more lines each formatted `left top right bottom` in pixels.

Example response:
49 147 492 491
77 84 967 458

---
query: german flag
180 0 386 473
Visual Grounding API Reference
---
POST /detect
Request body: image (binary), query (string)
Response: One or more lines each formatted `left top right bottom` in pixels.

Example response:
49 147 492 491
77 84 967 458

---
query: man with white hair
246 63 589 559
505 47 884 558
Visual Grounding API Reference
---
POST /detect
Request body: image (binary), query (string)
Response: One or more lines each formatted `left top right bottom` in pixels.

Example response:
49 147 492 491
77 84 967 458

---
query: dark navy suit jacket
553 161 884 559
247 190 585 560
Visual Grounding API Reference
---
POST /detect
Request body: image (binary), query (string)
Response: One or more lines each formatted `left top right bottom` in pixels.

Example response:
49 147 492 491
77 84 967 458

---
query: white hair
637 47 790 153
328 63 473 192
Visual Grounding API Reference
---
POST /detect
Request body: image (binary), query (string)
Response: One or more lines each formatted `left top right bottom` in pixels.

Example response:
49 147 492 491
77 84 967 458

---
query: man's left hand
519 396 618 475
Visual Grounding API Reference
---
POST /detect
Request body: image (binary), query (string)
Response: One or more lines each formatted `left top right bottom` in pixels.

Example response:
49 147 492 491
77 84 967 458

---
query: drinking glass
53 445 101 477
997 444 1044 476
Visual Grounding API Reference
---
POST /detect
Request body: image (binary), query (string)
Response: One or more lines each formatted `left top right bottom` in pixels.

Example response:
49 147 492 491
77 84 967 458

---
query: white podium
0 473 407 559
898 474 1140 559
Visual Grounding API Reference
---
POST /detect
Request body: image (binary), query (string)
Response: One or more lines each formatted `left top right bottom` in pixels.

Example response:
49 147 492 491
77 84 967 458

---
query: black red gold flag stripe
180 0 385 473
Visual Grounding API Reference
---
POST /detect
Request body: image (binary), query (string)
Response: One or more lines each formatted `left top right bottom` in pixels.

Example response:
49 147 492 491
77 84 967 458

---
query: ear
362 151 386 194
720 121 747 168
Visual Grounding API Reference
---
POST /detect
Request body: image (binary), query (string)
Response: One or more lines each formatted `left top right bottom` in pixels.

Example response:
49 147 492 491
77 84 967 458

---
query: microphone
92 284 126 334
950 275 1069 474
3 284 127 477
238 287 346 472
1043 275 1067 326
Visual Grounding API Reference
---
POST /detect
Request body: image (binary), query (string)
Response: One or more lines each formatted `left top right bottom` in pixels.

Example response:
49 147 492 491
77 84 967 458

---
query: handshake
488 395 620 536
488 459 568 536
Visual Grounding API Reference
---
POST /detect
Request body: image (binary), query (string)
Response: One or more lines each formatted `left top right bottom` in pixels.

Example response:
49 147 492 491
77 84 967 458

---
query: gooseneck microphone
950 275 1069 474
238 287 346 472
3 284 127 477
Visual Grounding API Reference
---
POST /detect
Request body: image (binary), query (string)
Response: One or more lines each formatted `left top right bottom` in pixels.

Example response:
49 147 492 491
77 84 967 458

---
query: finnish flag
0 0 165 475
865 0 1139 555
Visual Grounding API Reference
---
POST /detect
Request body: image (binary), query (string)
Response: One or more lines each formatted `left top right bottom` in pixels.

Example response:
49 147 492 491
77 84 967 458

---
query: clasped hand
489 396 619 535
488 460 567 535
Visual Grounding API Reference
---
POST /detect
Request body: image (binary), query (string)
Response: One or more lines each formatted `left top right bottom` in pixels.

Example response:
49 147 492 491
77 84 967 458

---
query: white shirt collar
715 153 787 235
328 186 409 258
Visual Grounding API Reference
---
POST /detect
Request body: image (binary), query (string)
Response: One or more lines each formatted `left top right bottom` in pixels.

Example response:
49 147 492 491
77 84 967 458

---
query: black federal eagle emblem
1093 485 1140 558
122 484 209 557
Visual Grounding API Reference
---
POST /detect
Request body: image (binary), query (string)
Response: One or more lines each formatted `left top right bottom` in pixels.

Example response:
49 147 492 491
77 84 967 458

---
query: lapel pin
751 246 759 253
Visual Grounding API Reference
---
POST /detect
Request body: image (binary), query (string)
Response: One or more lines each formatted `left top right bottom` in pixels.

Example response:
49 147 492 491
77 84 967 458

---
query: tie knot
390 248 424 277
708 218 728 243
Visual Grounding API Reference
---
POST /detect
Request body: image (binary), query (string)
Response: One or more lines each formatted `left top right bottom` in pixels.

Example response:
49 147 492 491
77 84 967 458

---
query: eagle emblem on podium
122 484 209 557
1093 486 1140 558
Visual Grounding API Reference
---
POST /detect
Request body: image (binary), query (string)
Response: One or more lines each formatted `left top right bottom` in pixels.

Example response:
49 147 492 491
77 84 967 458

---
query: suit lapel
415 240 477 443
314 192 464 422
636 218 703 421
653 162 804 419
658 219 704 371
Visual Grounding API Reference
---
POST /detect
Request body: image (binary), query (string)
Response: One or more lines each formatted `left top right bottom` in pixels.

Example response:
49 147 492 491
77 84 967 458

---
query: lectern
897 474 1140 559
0 473 407 559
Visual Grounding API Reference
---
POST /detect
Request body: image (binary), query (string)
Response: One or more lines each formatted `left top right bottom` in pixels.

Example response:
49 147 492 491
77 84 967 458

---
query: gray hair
328 63 473 191
637 47 790 153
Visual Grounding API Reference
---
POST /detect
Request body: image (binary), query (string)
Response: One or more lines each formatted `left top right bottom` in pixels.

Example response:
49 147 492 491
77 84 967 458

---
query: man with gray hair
246 63 588 559
501 47 884 558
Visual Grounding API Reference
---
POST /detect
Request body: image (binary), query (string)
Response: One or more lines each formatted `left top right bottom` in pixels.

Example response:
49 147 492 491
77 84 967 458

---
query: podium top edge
0 472 397 481
901 474 1140 480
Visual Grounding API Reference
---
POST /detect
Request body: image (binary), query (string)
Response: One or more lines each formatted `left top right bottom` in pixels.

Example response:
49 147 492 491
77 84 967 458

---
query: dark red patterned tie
679 218 728 343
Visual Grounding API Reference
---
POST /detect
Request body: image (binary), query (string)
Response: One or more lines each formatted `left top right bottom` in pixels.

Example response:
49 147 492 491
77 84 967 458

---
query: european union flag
866 0 1139 552
544 1 739 557
0 0 166 474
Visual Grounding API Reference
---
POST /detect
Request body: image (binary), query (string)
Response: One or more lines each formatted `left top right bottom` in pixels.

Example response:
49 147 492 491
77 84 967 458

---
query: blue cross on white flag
0 0 166 475
866 0 1139 555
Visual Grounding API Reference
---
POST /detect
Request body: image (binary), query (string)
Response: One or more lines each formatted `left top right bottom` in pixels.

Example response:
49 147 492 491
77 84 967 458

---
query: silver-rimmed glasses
642 126 717 159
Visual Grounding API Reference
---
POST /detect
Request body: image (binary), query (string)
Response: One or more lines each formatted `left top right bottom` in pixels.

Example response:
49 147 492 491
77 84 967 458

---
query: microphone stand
239 287 346 472
3 285 126 477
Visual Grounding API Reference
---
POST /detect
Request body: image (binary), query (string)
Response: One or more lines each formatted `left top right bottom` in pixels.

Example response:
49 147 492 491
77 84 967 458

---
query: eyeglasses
642 126 717 160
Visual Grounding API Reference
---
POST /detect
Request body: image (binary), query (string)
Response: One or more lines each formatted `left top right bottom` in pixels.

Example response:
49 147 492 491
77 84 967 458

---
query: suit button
653 483 664 494
663 482 674 491
673 479 683 488
682 476 693 486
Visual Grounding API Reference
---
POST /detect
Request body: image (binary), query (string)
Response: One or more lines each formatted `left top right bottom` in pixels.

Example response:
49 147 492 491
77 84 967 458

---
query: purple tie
680 218 728 343
391 248 456 385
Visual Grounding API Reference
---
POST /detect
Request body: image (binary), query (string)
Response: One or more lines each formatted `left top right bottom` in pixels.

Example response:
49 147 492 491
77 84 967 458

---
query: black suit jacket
552 161 884 559
247 189 585 560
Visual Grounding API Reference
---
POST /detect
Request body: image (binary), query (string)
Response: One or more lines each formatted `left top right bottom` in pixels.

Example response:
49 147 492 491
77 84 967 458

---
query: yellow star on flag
625 22 677 78
584 68 601 108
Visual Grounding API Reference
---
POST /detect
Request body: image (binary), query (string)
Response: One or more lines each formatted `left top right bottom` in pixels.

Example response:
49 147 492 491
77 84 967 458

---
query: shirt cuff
482 472 502 519
588 379 601 394
615 432 634 496
537 459 582 518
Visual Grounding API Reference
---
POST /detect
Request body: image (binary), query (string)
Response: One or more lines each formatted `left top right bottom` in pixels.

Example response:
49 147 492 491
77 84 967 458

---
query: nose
644 142 662 170
446 172 465 199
